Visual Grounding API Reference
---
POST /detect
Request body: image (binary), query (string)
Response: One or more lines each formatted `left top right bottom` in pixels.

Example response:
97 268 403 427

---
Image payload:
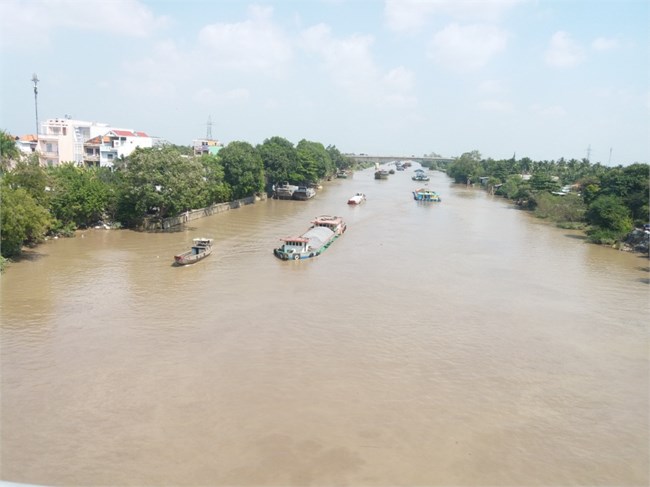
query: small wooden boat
174 238 213 265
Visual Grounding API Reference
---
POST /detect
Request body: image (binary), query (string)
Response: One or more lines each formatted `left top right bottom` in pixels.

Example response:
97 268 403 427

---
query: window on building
46 143 53 152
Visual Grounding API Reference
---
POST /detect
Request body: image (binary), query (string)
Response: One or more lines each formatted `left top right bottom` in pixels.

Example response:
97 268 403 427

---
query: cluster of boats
272 183 316 200
174 165 441 265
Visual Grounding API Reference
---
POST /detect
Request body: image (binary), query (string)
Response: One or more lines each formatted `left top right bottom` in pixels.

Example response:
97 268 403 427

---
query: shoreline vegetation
1 130 648 272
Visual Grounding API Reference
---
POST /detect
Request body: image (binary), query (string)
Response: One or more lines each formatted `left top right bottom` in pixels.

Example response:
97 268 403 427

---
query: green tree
257 136 298 188
5 154 49 206
117 147 209 224
198 154 231 203
447 150 481 184
218 141 265 199
48 164 114 227
0 130 20 172
1 178 51 257
326 145 353 172
586 194 633 240
296 139 333 183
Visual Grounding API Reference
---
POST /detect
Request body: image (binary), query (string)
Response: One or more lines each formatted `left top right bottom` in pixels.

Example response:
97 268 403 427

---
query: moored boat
174 238 214 265
273 182 298 199
347 192 366 205
274 215 346 260
413 188 441 202
292 186 316 200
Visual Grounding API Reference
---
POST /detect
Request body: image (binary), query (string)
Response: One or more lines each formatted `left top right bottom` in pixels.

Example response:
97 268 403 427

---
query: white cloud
301 23 416 107
198 5 292 74
0 0 167 49
428 23 509 72
544 31 584 68
384 0 525 32
591 36 620 51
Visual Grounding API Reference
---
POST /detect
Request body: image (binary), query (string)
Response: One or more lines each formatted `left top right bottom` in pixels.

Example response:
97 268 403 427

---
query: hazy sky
1 0 648 165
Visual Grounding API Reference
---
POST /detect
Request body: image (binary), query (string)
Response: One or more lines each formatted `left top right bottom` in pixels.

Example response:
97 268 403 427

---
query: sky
1 0 648 165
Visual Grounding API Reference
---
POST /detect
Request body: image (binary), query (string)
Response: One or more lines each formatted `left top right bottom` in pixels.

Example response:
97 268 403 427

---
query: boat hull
174 247 213 265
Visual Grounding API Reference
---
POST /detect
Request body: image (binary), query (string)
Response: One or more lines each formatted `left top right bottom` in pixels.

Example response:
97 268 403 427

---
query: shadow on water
564 233 589 241
11 249 48 262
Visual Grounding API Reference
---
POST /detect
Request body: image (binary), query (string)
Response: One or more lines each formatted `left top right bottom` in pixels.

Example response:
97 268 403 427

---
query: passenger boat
347 192 366 205
274 215 347 260
413 188 441 202
174 238 214 265
292 186 316 200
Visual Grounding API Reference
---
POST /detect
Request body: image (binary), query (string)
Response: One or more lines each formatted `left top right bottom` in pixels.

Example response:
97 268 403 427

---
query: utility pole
31 73 39 137
586 144 591 162
206 115 212 140
608 147 613 165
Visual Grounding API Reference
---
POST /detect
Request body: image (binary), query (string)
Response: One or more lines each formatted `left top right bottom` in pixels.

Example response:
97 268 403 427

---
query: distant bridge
347 154 455 165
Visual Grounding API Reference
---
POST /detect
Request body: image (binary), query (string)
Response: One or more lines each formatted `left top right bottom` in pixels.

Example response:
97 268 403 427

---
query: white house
36 117 110 166
95 129 153 167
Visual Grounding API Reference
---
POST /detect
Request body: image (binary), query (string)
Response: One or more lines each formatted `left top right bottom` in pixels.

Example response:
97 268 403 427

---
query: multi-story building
193 138 223 156
35 117 153 168
84 129 153 167
36 117 110 166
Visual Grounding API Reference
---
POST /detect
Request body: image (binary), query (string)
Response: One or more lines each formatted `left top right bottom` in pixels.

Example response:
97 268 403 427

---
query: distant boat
412 172 430 181
375 170 389 179
292 186 316 200
413 188 441 202
336 171 348 179
347 192 366 205
174 238 213 265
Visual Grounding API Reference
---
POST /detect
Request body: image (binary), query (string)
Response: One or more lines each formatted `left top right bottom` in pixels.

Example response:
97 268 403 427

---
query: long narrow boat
174 238 213 265
274 215 346 260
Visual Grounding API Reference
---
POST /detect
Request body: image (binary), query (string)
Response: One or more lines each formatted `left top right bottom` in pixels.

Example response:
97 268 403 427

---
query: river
1 166 648 486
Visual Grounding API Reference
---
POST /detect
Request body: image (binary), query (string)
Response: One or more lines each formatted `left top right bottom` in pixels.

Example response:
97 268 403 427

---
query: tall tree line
0 131 354 259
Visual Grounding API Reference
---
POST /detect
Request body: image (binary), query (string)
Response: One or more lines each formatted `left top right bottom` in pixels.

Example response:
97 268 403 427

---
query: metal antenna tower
206 115 213 140
31 73 39 136
586 144 591 162
608 147 613 165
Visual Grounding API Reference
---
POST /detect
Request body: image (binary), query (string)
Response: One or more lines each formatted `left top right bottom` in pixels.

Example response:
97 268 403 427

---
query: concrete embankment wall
142 193 267 231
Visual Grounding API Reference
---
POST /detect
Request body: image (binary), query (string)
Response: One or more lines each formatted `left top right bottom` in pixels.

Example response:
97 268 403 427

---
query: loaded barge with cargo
274 215 346 260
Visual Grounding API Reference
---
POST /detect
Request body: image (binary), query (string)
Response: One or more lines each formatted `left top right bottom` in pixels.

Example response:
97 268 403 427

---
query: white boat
347 192 366 205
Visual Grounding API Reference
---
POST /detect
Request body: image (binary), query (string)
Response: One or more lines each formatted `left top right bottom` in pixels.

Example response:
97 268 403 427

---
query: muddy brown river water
1 166 648 486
